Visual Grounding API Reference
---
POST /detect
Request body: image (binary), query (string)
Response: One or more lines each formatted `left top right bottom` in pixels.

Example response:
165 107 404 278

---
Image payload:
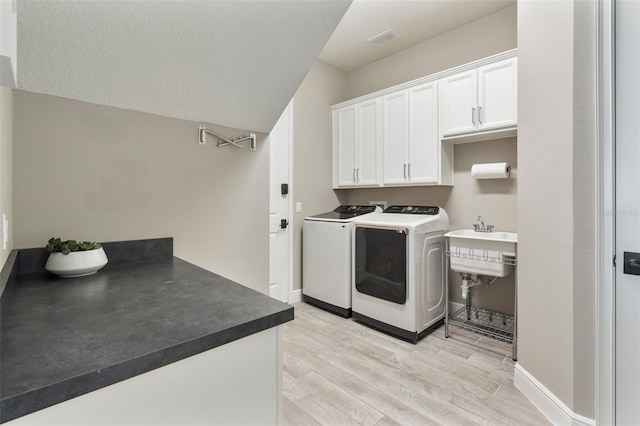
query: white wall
291 61 348 291
518 0 595 419
0 86 13 269
13 90 269 292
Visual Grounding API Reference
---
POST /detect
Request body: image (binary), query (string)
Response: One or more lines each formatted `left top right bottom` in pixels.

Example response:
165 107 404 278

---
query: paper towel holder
471 162 511 179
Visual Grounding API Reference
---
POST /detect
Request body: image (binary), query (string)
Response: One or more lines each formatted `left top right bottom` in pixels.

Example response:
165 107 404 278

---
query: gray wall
572 0 596 416
291 61 348 292
518 0 595 418
346 5 517 99
0 87 13 269
13 90 270 292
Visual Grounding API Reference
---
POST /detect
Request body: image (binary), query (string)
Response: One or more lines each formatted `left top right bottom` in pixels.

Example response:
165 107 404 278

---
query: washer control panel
384 205 439 215
333 205 378 215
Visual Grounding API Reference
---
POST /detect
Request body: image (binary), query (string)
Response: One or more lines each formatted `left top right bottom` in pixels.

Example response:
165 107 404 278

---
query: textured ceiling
18 0 351 133
319 0 515 72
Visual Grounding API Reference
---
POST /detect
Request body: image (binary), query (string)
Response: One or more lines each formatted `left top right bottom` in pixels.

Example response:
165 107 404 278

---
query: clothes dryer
352 205 449 342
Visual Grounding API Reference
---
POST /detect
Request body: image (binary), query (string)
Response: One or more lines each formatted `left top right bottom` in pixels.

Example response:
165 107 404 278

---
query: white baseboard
514 363 595 426
289 289 302 304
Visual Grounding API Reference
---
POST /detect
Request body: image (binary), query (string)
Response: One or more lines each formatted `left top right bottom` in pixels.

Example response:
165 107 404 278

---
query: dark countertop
0 238 294 423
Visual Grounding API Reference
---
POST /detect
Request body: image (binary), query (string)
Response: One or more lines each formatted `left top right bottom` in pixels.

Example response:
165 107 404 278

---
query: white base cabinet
7 327 284 426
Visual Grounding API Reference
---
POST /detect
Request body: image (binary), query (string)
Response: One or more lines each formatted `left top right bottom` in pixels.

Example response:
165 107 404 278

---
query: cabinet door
478 58 517 131
382 90 408 185
334 106 357 187
408 82 439 184
440 69 477 137
356 99 380 186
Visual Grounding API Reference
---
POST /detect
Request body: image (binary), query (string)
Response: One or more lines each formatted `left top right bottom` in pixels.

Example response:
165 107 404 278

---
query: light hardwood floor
283 302 550 426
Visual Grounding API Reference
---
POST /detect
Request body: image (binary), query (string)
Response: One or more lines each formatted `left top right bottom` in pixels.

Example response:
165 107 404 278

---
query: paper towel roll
471 162 511 179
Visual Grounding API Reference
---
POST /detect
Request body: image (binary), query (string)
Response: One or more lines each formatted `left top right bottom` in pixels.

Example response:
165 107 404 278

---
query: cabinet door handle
404 164 407 179
408 163 411 180
356 168 359 183
472 107 476 124
353 168 356 182
479 106 483 124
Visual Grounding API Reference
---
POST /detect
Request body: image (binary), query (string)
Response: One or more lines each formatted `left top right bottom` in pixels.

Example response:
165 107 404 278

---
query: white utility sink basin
445 229 518 277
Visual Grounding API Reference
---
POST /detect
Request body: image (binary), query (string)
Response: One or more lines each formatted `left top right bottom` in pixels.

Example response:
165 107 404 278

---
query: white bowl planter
45 248 109 278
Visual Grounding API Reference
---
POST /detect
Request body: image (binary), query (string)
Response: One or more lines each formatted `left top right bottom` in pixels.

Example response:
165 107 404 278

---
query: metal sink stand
444 238 518 361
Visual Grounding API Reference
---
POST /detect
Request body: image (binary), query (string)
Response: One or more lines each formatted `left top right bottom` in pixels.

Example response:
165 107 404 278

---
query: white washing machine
352 205 449 342
303 205 382 317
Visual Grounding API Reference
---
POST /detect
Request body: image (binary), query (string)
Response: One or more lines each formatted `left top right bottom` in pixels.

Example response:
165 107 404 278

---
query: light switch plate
296 202 302 213
2 214 8 250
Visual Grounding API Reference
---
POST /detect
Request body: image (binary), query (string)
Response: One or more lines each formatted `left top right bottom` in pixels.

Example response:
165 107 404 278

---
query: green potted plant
44 237 108 277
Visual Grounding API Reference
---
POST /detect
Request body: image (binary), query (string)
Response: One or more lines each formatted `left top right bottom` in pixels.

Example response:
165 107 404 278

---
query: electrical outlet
370 200 387 210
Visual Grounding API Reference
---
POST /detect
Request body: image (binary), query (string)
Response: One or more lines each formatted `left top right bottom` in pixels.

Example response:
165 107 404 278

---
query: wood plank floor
283 302 550 426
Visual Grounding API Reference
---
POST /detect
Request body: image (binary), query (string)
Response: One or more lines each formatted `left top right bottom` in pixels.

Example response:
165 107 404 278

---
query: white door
356 98 380 186
382 90 408 185
334 105 357 187
269 101 292 303
408 82 439 184
478 58 518 132
615 2 640 423
440 69 477 137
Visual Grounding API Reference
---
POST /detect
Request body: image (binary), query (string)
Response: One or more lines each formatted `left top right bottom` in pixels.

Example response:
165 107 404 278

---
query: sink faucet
474 215 494 232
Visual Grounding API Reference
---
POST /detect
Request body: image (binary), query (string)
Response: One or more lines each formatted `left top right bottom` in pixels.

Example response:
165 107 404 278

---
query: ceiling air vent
368 29 399 46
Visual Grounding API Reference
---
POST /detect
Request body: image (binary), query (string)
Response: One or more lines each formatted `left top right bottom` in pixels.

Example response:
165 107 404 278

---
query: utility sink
445 229 518 277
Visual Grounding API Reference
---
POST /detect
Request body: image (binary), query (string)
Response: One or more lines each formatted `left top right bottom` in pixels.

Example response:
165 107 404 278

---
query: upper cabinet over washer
440 57 517 140
332 49 516 188
333 98 380 187
382 82 441 186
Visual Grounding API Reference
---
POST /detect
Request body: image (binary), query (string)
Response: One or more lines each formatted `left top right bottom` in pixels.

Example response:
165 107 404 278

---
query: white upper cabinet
477 58 518 131
407 82 440 184
356 99 380 186
382 90 409 185
0 0 17 87
334 105 357 187
382 82 440 186
440 57 517 138
333 99 380 188
440 70 477 137
332 50 516 188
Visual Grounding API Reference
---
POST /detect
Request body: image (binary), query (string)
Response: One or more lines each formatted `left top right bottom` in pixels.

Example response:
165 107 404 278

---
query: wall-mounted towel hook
198 125 257 151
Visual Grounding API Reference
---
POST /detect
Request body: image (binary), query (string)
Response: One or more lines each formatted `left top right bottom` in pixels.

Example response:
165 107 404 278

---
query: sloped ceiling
319 0 515 72
17 0 351 133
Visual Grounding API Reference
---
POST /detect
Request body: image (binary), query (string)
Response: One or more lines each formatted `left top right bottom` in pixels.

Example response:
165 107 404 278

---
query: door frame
286 101 294 303
596 0 615 424
269 100 294 303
